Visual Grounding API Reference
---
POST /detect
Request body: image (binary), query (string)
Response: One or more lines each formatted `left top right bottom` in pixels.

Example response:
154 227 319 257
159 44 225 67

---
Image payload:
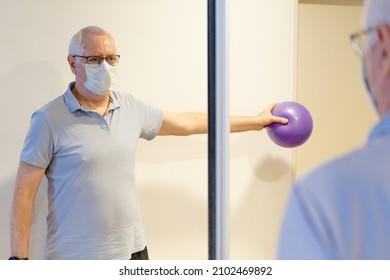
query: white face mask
83 61 117 96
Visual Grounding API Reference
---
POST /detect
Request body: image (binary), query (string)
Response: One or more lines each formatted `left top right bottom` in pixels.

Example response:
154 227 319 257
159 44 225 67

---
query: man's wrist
8 256 28 260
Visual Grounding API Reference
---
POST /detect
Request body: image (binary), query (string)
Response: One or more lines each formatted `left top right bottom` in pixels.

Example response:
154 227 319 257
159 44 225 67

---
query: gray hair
364 0 390 47
68 26 115 55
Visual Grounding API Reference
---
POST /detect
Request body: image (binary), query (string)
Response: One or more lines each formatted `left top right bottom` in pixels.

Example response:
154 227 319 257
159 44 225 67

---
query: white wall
295 3 378 177
0 0 294 259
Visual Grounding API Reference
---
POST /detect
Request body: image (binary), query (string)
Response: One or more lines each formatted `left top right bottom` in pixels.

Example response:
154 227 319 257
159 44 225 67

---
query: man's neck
72 85 110 116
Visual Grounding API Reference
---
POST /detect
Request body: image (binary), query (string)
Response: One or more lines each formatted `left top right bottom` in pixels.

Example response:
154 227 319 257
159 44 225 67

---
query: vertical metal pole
208 0 229 260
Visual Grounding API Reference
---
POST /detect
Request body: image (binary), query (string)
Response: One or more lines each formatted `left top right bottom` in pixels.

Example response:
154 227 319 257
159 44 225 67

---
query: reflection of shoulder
111 90 136 103
37 95 67 115
31 95 72 129
111 90 153 109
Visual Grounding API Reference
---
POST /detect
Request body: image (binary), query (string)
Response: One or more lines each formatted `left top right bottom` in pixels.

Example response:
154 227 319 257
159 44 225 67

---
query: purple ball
266 101 313 148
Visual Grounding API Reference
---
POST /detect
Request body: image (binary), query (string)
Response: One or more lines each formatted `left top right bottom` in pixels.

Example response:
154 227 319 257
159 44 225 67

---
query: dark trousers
130 247 149 260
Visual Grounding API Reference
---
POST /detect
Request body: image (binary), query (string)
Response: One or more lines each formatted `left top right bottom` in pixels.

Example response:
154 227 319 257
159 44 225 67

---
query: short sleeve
135 98 163 140
20 111 54 168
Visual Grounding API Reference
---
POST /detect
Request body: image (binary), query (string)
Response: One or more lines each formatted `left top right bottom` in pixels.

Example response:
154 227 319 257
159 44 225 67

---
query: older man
10 26 287 260
278 0 390 260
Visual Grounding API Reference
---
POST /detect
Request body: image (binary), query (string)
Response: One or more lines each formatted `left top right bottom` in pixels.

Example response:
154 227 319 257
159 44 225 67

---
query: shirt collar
368 113 390 143
64 82 120 113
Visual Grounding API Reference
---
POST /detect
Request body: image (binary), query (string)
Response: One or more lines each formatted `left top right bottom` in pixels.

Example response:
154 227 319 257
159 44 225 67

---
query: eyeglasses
73 55 121 66
350 27 375 58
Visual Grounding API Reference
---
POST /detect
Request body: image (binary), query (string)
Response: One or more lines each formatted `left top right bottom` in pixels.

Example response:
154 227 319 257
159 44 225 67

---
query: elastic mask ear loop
362 59 376 108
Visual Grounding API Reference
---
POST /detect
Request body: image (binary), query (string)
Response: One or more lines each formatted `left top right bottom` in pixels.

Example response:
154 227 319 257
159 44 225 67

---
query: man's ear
68 55 76 74
375 23 390 75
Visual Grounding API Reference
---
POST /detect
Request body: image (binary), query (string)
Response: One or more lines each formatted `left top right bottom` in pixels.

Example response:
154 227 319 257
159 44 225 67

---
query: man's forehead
81 34 117 54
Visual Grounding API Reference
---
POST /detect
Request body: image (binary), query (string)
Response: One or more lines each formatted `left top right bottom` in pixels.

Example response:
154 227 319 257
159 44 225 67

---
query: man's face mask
82 61 117 96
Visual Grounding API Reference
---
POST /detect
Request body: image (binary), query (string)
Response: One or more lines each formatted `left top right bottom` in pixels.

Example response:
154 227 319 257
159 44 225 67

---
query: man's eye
87 57 100 63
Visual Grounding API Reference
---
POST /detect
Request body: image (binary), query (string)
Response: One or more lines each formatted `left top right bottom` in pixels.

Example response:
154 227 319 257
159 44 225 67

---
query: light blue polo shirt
278 113 390 259
21 82 163 259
